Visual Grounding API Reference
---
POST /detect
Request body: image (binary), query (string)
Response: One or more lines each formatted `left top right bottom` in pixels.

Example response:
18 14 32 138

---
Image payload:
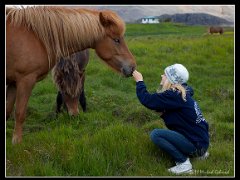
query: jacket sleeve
136 81 183 111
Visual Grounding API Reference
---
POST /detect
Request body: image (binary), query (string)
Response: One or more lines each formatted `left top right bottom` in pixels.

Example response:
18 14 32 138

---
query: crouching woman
132 64 209 175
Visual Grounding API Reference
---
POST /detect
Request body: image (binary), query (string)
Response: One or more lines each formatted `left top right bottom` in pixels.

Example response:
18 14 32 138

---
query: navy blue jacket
136 81 209 149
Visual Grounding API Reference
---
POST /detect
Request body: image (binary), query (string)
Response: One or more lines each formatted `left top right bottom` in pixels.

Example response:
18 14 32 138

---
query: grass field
6 23 234 177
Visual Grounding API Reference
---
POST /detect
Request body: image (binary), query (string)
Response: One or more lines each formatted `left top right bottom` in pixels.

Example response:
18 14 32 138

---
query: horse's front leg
12 75 36 144
79 73 86 112
6 84 16 120
79 89 86 112
56 91 63 114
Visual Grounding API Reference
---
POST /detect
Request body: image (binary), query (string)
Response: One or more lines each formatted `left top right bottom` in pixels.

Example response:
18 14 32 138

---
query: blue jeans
150 129 205 163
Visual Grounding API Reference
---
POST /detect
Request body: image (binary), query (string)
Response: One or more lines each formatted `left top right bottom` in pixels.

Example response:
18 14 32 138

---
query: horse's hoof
12 135 22 145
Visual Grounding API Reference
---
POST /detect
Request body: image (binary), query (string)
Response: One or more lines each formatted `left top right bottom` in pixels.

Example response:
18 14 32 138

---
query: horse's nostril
130 66 136 75
122 68 126 75
132 66 135 72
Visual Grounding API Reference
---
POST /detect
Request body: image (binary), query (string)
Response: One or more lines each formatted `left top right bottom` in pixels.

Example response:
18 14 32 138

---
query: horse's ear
99 11 116 28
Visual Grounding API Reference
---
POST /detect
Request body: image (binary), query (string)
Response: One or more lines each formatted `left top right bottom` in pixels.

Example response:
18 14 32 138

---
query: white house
141 16 159 24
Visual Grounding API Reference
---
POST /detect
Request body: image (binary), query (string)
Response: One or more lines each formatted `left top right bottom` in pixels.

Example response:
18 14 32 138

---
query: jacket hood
182 83 194 97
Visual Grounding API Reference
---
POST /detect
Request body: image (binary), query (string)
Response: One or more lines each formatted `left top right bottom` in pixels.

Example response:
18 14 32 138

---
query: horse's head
53 51 88 116
59 69 86 116
94 10 136 77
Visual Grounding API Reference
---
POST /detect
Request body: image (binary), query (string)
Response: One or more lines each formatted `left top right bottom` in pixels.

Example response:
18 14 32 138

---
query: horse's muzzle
68 108 79 116
122 65 136 77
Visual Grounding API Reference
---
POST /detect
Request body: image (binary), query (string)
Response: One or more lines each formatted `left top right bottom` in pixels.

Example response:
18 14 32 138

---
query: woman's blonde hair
157 79 187 102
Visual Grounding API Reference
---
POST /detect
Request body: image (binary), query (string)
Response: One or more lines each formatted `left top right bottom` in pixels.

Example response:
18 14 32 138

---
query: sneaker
168 158 193 175
197 151 209 160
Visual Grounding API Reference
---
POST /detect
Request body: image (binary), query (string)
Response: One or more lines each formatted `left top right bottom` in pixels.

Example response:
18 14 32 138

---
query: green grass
6 23 234 177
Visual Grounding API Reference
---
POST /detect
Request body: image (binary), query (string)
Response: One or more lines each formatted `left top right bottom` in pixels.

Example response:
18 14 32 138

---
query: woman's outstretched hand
132 70 143 82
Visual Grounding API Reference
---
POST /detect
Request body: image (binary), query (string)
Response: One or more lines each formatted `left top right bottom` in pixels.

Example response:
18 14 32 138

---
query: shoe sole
168 169 193 175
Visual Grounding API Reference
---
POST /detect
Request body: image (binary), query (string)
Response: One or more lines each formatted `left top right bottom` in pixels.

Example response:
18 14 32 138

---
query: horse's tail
220 27 224 34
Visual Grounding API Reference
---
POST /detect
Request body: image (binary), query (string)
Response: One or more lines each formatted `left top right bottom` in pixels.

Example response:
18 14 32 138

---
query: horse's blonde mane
6 6 125 68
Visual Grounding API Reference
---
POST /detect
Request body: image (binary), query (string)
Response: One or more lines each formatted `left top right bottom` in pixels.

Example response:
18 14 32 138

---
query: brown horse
209 26 224 35
6 6 136 144
52 50 89 116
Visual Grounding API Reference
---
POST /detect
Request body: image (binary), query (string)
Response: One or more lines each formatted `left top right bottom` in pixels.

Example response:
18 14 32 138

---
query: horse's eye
113 38 120 44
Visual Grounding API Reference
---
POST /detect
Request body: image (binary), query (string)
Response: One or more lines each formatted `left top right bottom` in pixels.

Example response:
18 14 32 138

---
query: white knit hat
164 64 189 84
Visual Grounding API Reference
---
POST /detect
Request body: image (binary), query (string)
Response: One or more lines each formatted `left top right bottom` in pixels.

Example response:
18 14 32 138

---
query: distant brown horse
6 6 136 144
52 50 89 116
209 26 224 35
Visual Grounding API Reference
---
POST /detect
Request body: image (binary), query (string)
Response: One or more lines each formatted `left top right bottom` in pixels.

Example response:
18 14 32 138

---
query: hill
75 5 234 25
136 13 233 26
